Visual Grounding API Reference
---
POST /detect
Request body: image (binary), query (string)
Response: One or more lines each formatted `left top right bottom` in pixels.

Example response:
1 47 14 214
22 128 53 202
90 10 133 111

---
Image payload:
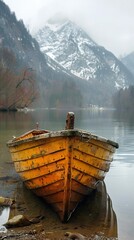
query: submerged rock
4 215 31 228
65 231 87 240
4 214 44 228
0 196 14 206
0 226 7 233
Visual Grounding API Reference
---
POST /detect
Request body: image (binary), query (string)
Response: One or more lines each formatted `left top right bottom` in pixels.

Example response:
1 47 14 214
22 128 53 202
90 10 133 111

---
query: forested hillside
113 85 134 112
0 0 83 110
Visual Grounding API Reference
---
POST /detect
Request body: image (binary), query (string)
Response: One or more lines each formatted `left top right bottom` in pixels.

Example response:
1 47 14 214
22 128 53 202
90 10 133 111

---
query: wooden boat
7 112 118 222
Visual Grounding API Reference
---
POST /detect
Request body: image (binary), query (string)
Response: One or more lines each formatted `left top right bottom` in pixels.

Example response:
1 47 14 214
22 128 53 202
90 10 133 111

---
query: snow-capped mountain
36 20 97 81
35 18 134 90
1 0 134 109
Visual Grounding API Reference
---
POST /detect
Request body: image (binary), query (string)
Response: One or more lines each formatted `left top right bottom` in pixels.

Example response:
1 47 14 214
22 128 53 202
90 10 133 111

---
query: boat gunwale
7 129 119 149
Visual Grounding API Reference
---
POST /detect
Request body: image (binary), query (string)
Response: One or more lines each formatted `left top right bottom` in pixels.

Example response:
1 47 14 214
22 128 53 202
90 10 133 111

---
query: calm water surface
0 109 134 239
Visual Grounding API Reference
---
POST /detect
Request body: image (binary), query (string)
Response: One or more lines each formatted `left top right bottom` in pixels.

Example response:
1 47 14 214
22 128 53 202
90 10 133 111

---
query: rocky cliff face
0 0 47 75
35 18 134 92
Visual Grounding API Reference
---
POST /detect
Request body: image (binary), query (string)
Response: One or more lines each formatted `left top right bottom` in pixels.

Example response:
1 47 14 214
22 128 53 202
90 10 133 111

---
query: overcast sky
3 0 134 57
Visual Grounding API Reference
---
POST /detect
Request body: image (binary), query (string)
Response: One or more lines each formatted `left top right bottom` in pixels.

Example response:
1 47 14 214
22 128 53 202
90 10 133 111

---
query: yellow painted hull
7 129 118 222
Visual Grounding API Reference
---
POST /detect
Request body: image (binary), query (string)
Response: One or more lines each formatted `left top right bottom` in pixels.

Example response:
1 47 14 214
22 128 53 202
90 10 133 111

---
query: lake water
0 109 134 239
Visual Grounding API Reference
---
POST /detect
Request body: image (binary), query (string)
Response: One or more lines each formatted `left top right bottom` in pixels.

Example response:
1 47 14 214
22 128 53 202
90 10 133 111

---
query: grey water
0 109 134 239
0 206 9 233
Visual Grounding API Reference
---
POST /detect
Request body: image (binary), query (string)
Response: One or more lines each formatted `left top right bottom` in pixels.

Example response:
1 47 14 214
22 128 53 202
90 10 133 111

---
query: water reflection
7 179 117 238
113 109 134 129
0 206 10 232
70 181 118 238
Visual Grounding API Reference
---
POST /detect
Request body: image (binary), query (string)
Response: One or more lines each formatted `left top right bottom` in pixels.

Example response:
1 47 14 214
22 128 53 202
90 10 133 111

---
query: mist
3 0 134 57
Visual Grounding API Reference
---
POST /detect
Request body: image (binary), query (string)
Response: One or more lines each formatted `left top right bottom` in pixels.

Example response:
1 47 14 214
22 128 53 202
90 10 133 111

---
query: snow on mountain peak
34 18 134 88
35 19 98 80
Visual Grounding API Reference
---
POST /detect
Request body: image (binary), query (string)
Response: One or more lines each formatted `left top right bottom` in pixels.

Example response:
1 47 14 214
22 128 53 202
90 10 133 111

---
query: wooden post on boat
65 112 75 129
